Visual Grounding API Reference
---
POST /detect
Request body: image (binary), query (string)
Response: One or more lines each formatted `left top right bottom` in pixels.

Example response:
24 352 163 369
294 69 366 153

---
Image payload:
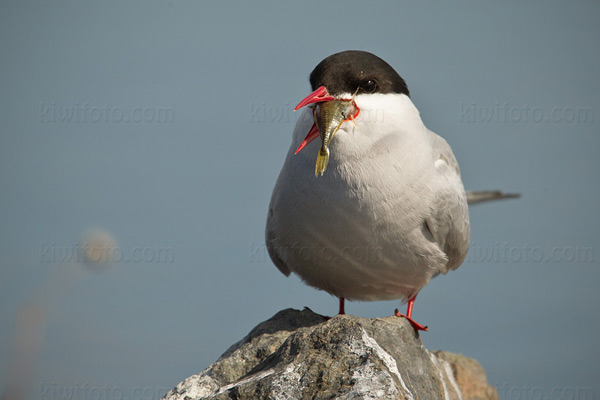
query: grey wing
265 203 292 277
425 132 470 272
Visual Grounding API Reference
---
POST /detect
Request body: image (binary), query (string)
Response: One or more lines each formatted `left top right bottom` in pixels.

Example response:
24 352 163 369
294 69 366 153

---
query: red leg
321 297 345 321
395 295 428 331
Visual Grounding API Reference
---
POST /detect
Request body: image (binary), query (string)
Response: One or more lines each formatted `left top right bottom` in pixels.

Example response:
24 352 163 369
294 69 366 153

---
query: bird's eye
363 80 378 93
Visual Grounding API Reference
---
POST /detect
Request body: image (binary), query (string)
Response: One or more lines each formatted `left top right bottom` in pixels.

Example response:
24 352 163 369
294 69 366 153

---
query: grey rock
163 308 498 400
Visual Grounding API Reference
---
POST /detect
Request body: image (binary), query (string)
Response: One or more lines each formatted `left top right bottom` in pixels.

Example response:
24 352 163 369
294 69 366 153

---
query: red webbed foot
394 295 428 332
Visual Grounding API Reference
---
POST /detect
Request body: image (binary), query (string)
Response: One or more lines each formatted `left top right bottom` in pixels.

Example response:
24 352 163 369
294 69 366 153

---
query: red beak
294 122 319 154
293 86 333 154
294 86 334 111
292 85 361 155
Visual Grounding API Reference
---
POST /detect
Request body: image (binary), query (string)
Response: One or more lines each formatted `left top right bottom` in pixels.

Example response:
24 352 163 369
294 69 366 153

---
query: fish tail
315 147 330 177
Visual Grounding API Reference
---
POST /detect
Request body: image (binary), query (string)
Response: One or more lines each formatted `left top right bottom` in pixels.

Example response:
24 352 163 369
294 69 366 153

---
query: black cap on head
309 50 409 97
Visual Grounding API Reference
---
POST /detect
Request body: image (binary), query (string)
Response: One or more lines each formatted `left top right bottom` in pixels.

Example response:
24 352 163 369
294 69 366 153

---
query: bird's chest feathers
292 137 434 234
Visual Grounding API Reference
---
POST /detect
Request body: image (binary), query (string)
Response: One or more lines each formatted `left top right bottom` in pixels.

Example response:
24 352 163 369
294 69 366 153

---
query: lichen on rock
163 308 498 400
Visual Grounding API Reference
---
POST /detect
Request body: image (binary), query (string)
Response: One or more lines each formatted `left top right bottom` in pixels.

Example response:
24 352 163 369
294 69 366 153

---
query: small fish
313 99 355 176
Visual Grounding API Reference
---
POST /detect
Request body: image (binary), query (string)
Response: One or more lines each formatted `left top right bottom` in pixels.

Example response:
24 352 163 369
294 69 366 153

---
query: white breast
266 94 458 301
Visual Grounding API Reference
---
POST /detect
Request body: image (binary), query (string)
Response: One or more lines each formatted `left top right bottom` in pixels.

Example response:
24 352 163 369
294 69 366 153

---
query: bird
266 50 514 331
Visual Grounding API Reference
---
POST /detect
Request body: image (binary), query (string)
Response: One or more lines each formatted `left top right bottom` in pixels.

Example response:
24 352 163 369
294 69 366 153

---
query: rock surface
163 308 498 400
